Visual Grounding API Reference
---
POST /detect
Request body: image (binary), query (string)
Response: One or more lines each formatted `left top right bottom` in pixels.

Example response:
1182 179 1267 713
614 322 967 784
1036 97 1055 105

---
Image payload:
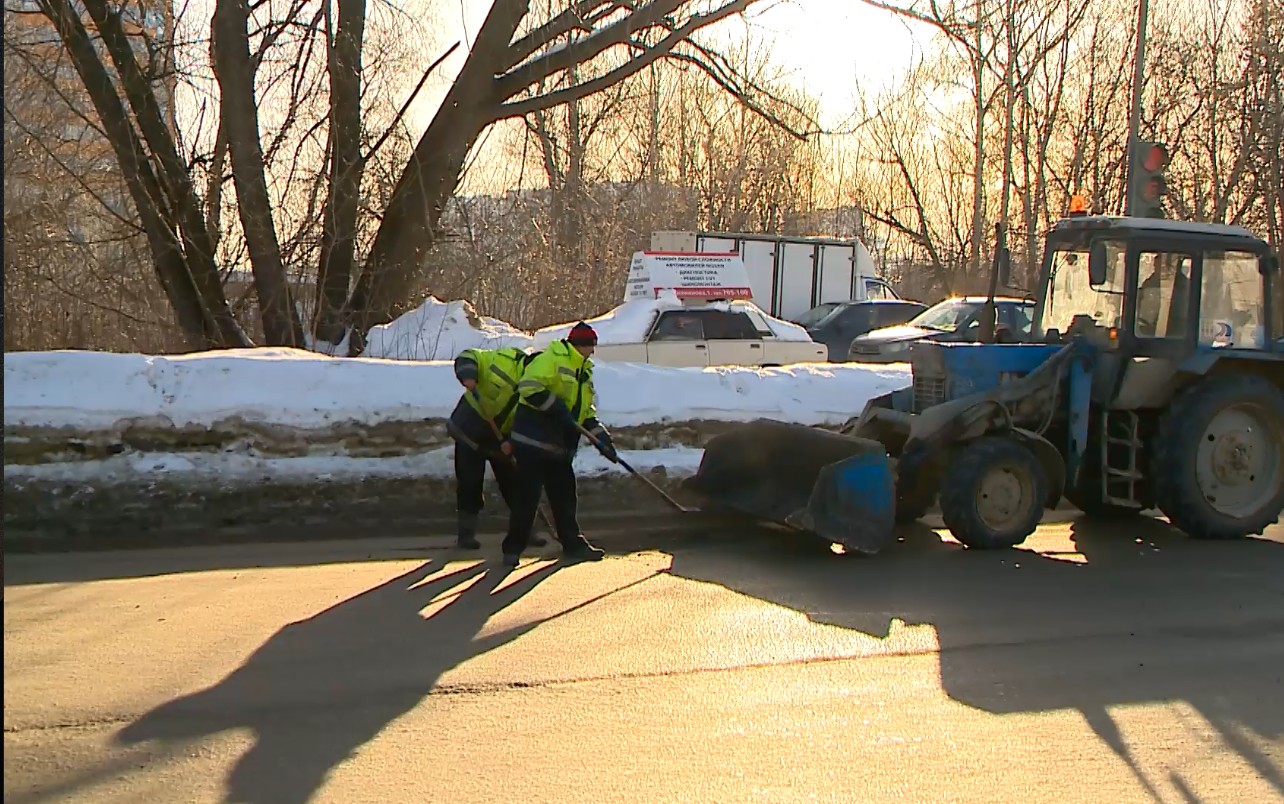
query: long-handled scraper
573 422 699 514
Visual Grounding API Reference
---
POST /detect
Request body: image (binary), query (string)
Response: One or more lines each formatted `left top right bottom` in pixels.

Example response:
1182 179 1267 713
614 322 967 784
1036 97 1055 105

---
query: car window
1003 304 1035 334
911 300 976 332
700 311 762 340
650 312 705 341
837 307 873 332
879 304 918 326
796 303 842 328
865 281 887 301
742 309 776 337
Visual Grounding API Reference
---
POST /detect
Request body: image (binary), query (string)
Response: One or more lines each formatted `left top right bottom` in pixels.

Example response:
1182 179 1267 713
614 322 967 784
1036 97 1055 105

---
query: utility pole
1125 0 1150 216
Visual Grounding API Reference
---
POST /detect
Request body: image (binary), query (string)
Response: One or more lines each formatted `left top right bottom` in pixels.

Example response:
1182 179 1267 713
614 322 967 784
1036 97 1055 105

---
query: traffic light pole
1125 0 1150 216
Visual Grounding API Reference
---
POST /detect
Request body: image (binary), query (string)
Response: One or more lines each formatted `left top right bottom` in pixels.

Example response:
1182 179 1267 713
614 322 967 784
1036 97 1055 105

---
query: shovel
472 391 557 534
573 421 699 514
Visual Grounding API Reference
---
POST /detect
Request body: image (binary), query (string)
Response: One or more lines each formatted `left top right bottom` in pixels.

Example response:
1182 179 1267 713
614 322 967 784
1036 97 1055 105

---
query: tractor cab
1034 216 1276 356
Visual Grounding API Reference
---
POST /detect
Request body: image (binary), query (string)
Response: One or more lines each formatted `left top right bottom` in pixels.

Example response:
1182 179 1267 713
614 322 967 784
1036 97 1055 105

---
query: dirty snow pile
4 348 909 486
361 297 533 360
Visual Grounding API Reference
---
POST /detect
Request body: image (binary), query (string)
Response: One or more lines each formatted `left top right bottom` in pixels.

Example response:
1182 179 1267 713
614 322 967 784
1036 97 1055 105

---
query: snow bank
532 297 813 347
4 348 910 431
2 445 706 486
361 297 533 360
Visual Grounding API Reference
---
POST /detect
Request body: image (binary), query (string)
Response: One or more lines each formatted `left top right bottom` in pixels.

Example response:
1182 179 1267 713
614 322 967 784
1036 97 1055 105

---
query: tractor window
1040 245 1125 334
1199 251 1264 348
1134 251 1193 339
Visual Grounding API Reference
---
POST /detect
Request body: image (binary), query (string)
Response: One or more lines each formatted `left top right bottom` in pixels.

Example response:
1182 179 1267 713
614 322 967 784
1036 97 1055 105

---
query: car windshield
1039 244 1125 334
796 303 842 328
910 300 976 333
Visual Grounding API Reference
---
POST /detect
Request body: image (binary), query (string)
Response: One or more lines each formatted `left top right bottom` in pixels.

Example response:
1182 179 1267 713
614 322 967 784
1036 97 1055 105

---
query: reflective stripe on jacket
510 340 608 456
454 346 528 434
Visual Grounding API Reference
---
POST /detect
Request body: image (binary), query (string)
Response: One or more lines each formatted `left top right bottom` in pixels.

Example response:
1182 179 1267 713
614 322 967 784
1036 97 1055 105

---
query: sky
401 0 936 131
396 0 939 192
163 0 936 196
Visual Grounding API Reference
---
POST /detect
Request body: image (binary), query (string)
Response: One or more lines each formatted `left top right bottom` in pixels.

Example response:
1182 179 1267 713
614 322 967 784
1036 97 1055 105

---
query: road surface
5 515 1283 803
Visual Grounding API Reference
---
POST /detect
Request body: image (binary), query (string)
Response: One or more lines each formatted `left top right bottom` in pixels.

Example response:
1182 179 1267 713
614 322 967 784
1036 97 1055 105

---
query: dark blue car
796 299 929 361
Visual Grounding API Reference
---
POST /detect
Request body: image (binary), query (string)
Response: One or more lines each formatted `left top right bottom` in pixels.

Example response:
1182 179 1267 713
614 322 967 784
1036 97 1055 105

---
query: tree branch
496 0 752 119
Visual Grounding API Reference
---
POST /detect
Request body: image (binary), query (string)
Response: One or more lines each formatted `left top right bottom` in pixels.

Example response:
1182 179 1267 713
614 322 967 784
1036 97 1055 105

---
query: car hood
852 325 939 346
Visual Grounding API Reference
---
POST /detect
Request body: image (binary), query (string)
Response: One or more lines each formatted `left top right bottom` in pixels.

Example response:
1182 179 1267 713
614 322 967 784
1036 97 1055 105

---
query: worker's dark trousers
502 444 585 555
454 441 519 514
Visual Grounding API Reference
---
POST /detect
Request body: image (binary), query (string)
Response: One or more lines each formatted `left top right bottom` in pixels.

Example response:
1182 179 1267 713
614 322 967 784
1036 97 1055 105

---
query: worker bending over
448 346 548 550
503 322 617 566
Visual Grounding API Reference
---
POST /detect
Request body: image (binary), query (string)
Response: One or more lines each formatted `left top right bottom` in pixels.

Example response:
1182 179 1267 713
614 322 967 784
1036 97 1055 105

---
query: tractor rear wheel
1152 376 1284 539
940 437 1048 549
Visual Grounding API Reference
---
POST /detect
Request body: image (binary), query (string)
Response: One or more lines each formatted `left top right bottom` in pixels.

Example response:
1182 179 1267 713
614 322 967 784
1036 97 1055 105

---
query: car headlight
881 341 911 353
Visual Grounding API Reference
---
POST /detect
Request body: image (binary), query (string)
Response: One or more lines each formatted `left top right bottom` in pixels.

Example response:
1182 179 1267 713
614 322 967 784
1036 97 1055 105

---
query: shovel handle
473 390 556 532
573 421 692 513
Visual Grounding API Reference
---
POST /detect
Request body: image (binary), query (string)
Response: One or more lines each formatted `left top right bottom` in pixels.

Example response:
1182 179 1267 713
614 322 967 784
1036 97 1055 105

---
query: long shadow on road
109 559 558 804
669 517 1284 799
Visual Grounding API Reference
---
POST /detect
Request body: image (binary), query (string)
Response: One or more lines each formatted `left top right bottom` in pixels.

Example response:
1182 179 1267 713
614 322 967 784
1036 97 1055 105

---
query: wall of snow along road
4 348 909 544
4 348 910 433
5 347 910 489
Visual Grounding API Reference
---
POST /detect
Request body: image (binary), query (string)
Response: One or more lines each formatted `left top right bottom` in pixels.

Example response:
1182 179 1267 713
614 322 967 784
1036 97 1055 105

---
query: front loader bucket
681 419 897 554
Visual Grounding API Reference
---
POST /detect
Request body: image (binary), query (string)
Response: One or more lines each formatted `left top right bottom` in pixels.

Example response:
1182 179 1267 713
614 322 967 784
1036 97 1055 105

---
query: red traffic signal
1129 140 1169 218
1141 143 1168 173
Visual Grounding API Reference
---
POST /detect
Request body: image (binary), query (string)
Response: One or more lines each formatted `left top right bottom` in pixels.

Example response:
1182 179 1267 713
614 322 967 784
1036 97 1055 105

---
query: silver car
847 296 1036 363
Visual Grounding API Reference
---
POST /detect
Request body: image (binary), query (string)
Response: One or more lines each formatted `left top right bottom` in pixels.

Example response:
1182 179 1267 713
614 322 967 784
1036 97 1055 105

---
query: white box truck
648 231 899 322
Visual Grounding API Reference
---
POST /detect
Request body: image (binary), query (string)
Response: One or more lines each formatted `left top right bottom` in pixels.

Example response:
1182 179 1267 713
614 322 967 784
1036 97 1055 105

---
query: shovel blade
681 419 897 554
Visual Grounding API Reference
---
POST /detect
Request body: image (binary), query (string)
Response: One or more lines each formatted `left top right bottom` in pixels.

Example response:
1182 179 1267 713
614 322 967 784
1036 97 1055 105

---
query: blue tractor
683 216 1284 552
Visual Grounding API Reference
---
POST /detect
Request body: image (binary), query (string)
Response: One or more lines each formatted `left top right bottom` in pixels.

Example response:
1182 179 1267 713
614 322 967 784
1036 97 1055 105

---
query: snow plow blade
680 419 897 554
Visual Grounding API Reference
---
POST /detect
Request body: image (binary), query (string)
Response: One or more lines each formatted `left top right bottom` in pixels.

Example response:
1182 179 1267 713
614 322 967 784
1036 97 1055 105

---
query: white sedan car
538 300 827 368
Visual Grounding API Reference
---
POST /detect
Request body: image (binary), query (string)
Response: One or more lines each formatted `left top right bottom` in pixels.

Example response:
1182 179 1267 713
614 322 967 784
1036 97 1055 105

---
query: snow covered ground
4 348 909 487
5 444 705 486
4 348 910 431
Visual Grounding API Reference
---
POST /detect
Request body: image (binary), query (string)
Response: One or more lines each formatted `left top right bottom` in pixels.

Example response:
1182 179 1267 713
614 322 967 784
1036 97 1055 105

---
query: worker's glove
593 431 619 463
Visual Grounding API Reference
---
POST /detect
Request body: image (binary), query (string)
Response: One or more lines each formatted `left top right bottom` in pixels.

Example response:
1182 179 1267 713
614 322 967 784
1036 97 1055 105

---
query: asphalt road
5 515 1283 803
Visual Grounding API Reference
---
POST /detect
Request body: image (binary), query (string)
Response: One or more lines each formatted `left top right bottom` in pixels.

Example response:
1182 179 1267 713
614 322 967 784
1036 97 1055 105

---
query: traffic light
1128 140 1169 218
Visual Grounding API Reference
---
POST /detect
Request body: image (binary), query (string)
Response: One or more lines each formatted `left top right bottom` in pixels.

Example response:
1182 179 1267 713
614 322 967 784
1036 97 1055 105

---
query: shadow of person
666 515 1284 798
114 559 558 804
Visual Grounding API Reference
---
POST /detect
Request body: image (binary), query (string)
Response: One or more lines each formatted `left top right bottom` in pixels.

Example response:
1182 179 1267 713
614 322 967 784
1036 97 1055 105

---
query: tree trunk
349 82 492 337
38 0 235 349
315 0 367 343
348 0 527 338
81 0 252 349
967 0 987 283
211 0 305 346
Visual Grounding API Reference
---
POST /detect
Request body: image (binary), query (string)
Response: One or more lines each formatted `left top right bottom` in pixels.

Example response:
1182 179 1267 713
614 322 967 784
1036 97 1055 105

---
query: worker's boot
456 512 481 550
561 534 604 562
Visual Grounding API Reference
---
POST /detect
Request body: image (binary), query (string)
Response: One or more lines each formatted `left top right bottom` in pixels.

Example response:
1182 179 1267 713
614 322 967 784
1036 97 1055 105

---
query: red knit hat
567 321 598 346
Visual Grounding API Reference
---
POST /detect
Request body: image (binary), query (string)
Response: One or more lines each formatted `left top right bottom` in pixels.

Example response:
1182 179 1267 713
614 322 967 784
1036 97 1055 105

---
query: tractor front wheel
1152 376 1284 539
940 437 1048 549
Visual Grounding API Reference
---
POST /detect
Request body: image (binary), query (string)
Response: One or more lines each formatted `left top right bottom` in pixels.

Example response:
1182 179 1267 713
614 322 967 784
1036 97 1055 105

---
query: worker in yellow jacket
447 346 548 550
502 322 616 566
